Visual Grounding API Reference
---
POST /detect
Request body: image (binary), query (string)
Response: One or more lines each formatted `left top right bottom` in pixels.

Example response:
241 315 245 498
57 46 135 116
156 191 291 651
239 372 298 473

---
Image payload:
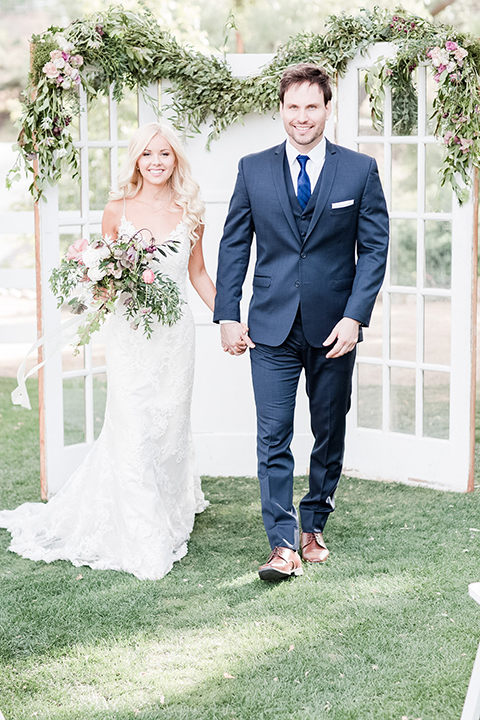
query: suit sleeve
213 159 255 323
343 157 389 327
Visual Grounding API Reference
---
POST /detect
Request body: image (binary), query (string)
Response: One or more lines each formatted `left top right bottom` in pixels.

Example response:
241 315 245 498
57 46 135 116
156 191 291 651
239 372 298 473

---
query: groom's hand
221 322 255 356
324 317 360 358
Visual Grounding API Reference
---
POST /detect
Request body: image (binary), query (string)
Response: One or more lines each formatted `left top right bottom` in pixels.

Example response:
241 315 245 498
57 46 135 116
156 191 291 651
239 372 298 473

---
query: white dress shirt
285 136 326 195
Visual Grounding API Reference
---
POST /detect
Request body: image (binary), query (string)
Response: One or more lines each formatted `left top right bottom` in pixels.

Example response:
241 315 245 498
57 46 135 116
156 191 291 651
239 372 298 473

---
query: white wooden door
338 45 477 492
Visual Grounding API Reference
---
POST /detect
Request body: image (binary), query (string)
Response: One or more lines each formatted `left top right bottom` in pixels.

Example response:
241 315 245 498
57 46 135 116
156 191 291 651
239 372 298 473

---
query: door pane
87 95 110 140
89 148 111 211
63 377 86 445
359 294 383 358
390 367 415 434
390 219 417 287
424 221 451 289
117 88 138 140
358 69 382 137
424 296 451 366
425 144 452 214
390 293 416 362
58 160 81 213
392 68 418 137
358 363 382 429
391 144 417 211
93 372 107 440
358 143 385 186
423 371 449 439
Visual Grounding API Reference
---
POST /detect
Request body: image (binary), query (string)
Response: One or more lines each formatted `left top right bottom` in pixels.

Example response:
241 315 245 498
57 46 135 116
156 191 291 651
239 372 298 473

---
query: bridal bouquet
50 228 183 354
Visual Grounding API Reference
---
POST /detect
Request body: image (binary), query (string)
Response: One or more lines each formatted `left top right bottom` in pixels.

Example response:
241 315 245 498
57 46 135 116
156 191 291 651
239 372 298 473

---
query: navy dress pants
250 309 356 550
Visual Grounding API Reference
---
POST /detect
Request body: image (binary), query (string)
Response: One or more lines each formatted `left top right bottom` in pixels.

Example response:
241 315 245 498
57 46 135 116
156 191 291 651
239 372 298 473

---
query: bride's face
136 134 176 188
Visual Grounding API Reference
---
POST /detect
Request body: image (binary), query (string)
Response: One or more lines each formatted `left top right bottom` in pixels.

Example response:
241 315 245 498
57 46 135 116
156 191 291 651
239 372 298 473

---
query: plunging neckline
119 215 185 246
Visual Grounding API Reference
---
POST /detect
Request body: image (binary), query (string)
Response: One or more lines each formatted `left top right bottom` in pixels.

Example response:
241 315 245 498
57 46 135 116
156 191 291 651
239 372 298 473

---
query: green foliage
8 4 480 204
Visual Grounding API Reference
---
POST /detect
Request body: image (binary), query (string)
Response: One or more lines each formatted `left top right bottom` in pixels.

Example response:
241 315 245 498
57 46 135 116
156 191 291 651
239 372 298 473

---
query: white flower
82 246 102 268
96 243 111 260
446 61 456 73
61 77 72 90
55 35 74 52
53 57 66 70
87 265 107 282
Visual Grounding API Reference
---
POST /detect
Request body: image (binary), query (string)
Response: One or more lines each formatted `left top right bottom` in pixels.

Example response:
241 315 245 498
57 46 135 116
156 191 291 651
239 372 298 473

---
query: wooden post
30 42 47 500
468 167 479 493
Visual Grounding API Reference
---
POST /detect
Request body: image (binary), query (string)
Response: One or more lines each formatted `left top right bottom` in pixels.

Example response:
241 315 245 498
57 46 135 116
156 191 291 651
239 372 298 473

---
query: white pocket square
331 199 355 209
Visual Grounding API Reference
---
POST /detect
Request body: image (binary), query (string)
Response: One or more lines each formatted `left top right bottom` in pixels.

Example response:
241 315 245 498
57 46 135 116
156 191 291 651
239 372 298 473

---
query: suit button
295 281 300 288
301 253 307 259
300 231 306 238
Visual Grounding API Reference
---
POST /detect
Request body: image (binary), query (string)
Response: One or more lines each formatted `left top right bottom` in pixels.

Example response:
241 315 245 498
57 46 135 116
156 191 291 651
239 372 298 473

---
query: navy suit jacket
214 138 389 347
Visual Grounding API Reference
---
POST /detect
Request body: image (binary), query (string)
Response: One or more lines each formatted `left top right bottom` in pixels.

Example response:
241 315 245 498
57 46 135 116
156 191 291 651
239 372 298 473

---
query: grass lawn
1 376 480 719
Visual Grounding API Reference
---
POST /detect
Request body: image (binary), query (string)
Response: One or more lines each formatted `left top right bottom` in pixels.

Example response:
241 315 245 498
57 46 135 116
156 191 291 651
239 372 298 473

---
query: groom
214 63 389 581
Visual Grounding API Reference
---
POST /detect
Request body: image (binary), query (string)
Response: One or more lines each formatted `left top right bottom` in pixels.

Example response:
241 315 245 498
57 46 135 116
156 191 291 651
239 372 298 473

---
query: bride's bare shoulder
103 199 124 222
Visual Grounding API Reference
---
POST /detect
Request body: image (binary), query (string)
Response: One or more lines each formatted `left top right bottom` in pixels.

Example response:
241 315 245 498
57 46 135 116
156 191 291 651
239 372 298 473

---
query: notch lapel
305 140 338 243
271 143 301 242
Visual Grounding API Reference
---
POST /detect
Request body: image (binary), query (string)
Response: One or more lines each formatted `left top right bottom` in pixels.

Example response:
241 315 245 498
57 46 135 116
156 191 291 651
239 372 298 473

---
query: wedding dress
0 216 208 580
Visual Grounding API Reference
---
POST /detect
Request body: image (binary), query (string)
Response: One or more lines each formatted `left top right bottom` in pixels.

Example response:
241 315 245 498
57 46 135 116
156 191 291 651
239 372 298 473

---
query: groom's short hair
279 64 332 105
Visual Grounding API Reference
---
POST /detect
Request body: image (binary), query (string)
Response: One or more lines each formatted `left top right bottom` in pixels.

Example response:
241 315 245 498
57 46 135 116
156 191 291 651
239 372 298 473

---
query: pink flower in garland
443 131 454 144
142 269 155 284
43 62 59 79
445 41 458 51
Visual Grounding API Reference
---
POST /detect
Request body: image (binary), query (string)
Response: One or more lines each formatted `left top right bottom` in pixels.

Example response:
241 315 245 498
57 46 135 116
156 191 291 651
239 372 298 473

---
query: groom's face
280 82 332 153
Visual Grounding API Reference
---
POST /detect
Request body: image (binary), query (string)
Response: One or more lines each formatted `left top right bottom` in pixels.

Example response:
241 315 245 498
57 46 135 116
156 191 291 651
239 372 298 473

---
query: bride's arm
188 226 216 312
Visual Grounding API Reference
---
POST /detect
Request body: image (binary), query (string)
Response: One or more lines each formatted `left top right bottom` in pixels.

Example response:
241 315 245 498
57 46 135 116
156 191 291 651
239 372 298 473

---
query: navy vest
283 152 322 241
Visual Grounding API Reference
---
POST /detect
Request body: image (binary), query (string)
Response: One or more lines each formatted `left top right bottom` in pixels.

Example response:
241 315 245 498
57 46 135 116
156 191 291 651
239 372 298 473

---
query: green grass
1 376 480 719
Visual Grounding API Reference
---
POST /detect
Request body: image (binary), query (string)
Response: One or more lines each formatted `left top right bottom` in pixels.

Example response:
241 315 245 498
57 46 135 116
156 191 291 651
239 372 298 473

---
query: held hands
324 317 360 358
221 322 255 356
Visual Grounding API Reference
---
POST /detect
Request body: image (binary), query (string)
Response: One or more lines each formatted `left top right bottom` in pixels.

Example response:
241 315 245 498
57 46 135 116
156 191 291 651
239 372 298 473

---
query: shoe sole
302 556 329 563
258 565 304 581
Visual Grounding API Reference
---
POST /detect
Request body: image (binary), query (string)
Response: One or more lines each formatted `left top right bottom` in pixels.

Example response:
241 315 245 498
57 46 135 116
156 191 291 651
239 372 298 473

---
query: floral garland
7 5 480 204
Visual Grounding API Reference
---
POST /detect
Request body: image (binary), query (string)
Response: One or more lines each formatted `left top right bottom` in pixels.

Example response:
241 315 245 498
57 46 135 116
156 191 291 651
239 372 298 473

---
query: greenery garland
7 5 480 204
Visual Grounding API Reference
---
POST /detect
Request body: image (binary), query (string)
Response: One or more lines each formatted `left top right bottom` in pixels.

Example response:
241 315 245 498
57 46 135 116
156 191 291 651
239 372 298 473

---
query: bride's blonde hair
111 122 205 246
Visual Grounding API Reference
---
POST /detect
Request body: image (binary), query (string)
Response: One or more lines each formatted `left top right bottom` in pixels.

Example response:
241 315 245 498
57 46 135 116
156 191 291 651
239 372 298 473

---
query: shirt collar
285 136 326 168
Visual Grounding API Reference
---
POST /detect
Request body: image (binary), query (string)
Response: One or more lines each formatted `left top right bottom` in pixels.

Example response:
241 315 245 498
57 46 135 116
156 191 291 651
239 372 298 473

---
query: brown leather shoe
301 532 330 563
258 546 303 581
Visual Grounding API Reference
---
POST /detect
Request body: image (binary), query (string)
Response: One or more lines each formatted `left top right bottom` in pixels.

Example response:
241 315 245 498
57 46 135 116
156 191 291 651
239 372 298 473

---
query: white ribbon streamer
12 313 87 410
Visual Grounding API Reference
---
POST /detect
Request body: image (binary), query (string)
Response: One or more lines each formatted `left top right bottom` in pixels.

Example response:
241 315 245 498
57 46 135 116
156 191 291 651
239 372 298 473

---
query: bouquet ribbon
12 311 88 411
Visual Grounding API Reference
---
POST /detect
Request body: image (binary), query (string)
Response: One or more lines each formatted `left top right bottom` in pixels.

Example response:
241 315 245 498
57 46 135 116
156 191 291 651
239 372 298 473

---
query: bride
0 122 218 580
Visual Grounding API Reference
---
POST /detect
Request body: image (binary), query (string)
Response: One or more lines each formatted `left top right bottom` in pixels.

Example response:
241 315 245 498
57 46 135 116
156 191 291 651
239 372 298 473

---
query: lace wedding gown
0 217 208 580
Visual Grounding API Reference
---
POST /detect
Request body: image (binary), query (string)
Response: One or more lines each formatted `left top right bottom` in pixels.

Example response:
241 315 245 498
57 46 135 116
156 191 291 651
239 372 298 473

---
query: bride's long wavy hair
110 122 205 246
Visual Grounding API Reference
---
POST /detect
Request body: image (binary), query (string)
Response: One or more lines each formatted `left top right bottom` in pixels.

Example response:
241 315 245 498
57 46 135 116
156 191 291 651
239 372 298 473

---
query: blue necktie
296 155 311 210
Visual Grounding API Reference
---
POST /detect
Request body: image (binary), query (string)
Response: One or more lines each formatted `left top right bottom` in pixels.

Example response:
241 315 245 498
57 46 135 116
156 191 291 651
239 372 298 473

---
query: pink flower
70 54 84 68
460 138 473 154
453 46 468 64
443 131 454 144
434 72 442 83
445 41 458 51
66 238 88 261
43 62 59 79
142 269 155 284
50 49 63 61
